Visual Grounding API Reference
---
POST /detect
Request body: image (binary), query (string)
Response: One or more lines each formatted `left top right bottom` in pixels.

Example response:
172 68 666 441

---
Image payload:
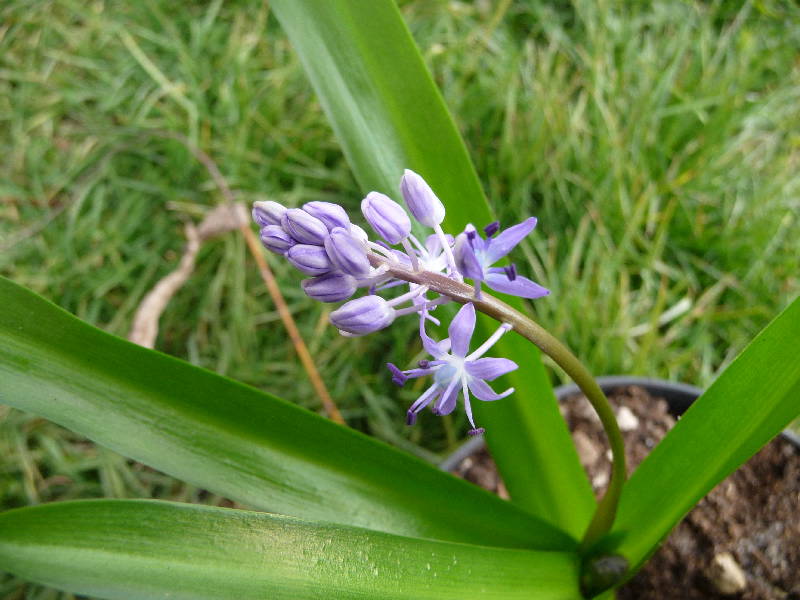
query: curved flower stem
370 253 627 550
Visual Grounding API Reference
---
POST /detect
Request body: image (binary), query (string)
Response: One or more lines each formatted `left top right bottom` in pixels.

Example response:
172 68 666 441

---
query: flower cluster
252 169 549 434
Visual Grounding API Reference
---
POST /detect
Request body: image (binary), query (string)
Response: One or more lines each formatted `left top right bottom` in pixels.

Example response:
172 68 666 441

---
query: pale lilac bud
281 208 328 245
324 227 371 278
330 295 395 335
350 223 369 243
361 192 411 244
303 201 350 231
259 225 295 254
286 244 334 276
252 200 286 227
301 272 357 303
400 169 445 227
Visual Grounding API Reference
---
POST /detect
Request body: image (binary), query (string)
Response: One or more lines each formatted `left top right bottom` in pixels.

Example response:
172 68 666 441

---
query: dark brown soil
451 385 800 599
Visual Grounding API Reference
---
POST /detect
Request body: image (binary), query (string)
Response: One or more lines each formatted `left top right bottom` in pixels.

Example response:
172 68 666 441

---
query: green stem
375 257 627 549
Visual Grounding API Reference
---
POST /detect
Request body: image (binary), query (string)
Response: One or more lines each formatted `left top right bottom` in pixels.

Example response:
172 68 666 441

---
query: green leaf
269 0 595 536
608 296 800 571
0 500 581 600
0 276 574 550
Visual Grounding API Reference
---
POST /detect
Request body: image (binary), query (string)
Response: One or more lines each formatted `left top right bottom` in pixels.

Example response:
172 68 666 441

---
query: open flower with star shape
387 302 517 435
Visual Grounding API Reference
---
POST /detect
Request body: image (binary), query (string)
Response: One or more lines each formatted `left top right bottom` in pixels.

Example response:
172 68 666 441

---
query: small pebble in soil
708 552 747 595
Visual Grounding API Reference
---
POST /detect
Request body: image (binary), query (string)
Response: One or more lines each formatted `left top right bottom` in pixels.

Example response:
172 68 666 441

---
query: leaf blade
610 296 800 570
0 276 573 550
269 0 595 536
0 500 581 600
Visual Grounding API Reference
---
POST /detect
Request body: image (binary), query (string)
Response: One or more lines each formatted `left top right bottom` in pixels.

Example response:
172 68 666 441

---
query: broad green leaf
0 500 581 600
269 0 595 536
608 296 800 572
0 276 574 550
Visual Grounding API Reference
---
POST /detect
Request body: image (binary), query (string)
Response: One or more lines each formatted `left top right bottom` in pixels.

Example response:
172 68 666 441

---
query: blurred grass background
1 0 799 596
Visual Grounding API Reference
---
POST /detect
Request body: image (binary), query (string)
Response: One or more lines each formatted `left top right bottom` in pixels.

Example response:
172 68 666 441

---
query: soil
451 385 800 599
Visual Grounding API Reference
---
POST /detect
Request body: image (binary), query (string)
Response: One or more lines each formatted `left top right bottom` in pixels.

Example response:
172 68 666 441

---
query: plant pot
440 376 800 472
441 376 800 599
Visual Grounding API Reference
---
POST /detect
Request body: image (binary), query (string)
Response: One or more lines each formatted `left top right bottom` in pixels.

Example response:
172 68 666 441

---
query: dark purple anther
504 263 517 281
418 359 430 369
483 221 500 238
387 363 408 386
406 411 417 426
468 427 485 436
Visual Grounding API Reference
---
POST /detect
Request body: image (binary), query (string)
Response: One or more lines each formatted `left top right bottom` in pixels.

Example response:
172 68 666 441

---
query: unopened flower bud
301 272 357 303
282 208 328 245
400 169 445 227
303 201 350 231
252 200 286 227
324 227 371 278
349 223 369 243
330 295 395 335
259 225 295 254
361 192 411 244
286 244 334 276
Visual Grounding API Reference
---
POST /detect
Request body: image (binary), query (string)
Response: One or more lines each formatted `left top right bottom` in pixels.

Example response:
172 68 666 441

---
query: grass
1 1 798 597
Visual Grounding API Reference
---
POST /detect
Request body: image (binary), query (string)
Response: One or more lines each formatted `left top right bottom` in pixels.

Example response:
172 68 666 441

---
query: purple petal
448 303 476 357
400 169 445 227
286 244 334 275
433 379 460 416
361 192 411 244
303 201 350 231
484 217 538 263
406 384 440 424
252 200 286 227
485 273 550 299
465 357 518 381
324 227 371 278
419 317 447 359
301 272 357 303
282 208 329 245
454 233 485 281
424 233 453 256
259 225 295 254
330 296 395 335
468 378 514 402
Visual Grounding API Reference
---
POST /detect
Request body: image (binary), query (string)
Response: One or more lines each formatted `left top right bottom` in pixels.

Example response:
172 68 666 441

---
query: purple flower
454 218 550 299
400 169 445 227
286 244 334 275
361 192 411 244
259 225 295 254
303 201 350 231
302 272 357 303
252 200 286 227
282 208 329 246
330 295 395 336
389 303 517 435
324 227 371 278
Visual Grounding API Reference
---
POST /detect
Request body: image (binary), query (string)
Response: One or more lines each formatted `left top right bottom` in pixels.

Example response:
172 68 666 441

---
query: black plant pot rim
440 375 800 472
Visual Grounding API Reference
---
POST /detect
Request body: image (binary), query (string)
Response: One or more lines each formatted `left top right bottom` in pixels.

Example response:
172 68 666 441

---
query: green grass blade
0 500 581 600
0 276 576 550
269 0 594 536
609 296 800 571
